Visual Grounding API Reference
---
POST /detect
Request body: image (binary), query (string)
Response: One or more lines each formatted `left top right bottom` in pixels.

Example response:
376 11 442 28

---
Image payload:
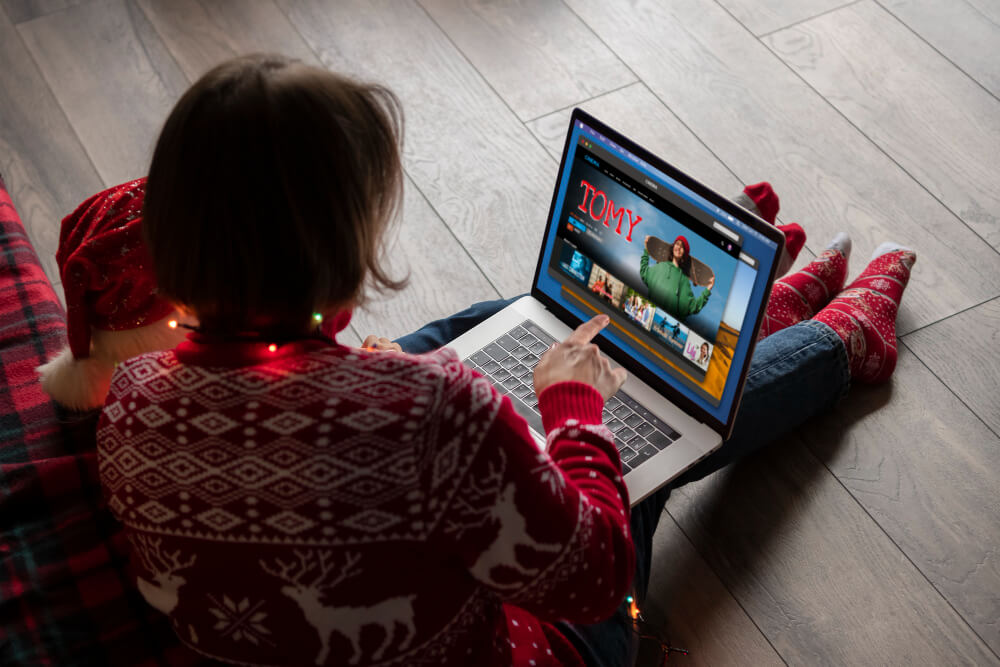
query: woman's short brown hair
143 54 405 334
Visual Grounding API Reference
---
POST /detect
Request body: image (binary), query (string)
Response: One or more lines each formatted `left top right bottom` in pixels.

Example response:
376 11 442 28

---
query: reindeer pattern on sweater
97 336 633 666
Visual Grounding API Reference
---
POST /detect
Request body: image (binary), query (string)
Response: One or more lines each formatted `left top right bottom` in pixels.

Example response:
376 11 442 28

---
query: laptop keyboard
463 320 680 474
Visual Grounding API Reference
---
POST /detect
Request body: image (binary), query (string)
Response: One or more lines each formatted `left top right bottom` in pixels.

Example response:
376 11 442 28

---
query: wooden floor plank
902 298 1000 435
564 0 1000 337
878 0 1000 99
715 0 850 36
279 0 559 299
666 429 997 664
126 0 189 101
804 345 1000 655
0 6 103 285
765 0 1000 250
1 0 88 24
338 323 363 349
17 0 185 186
418 0 635 121
137 0 316 81
644 514 784 666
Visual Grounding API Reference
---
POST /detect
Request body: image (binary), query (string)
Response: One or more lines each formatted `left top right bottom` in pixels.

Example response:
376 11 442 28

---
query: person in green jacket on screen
640 235 715 319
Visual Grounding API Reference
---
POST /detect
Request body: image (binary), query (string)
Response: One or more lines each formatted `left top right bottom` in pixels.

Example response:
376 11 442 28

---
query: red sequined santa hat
37 179 186 410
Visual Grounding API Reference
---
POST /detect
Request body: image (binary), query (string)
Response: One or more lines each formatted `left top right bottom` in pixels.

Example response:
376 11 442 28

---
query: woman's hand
362 335 402 352
533 315 628 401
706 275 715 290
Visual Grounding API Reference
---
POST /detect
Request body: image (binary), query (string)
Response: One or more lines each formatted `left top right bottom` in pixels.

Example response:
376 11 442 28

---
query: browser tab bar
712 221 740 243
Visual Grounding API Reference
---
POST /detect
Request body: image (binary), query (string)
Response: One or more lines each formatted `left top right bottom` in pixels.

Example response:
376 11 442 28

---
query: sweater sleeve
688 284 711 315
433 365 634 625
640 249 651 285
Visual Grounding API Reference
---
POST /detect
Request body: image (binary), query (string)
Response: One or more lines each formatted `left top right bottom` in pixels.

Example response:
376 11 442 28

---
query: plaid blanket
0 177 204 665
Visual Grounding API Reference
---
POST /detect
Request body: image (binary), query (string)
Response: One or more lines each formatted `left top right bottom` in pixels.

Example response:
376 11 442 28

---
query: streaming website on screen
536 120 778 420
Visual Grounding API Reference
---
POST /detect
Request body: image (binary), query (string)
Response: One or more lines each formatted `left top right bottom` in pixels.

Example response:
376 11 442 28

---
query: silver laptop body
447 110 784 505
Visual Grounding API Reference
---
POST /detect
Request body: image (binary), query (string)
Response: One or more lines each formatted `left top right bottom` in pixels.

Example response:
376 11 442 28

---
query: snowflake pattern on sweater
97 335 633 666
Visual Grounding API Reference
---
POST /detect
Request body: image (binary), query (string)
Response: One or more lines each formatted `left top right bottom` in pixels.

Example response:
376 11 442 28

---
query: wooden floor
2 0 998 664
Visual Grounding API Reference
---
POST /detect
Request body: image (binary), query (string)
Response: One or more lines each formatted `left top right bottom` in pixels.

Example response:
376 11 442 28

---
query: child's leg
670 319 850 488
734 182 806 276
757 234 852 340
394 296 523 354
813 245 916 383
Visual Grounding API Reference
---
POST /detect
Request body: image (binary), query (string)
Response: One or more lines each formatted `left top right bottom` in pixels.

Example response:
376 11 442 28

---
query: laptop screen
532 112 781 432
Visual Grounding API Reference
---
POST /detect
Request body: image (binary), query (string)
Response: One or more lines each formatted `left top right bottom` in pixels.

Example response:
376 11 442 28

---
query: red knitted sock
777 222 806 267
741 182 779 223
758 243 850 340
813 247 916 383
737 182 805 275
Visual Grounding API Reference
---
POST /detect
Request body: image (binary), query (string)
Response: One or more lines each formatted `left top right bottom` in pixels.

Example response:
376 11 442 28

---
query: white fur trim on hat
37 347 115 411
90 314 188 364
37 313 188 411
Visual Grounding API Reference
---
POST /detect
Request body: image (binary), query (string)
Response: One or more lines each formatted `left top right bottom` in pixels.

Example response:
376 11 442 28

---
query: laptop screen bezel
530 108 785 441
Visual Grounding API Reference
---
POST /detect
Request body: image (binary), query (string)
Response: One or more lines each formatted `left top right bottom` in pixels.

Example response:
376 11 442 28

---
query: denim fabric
394 296 520 355
397 302 850 667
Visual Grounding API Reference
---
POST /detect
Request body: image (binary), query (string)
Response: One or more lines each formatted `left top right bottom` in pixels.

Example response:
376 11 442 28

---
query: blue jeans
396 298 850 667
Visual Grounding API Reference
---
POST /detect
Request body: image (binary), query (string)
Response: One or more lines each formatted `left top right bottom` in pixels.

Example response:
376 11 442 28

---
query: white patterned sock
826 232 852 259
872 241 912 260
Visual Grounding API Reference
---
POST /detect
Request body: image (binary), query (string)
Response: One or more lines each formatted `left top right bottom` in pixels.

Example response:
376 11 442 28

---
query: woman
639 235 714 319
697 341 710 365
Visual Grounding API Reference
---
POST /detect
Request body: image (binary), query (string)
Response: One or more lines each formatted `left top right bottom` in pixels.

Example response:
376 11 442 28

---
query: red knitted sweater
97 330 634 666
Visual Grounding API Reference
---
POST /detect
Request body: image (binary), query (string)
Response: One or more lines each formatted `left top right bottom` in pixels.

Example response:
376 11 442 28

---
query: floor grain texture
16 0 182 185
903 297 1000 435
137 0 317 81
716 0 851 36
666 433 997 664
1 0 87 24
806 346 1000 654
0 6 102 281
643 515 785 665
3 0 999 663
766 0 1000 250
418 0 635 121
878 0 1000 99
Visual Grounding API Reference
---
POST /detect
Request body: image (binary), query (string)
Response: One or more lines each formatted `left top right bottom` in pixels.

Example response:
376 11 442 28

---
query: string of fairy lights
163 314 691 661
166 311 328 353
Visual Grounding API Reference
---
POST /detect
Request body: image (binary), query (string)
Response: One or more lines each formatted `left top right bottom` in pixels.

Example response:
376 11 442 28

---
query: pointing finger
566 314 610 346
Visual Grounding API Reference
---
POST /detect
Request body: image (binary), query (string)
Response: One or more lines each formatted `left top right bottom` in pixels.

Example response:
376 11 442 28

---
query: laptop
447 109 785 505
